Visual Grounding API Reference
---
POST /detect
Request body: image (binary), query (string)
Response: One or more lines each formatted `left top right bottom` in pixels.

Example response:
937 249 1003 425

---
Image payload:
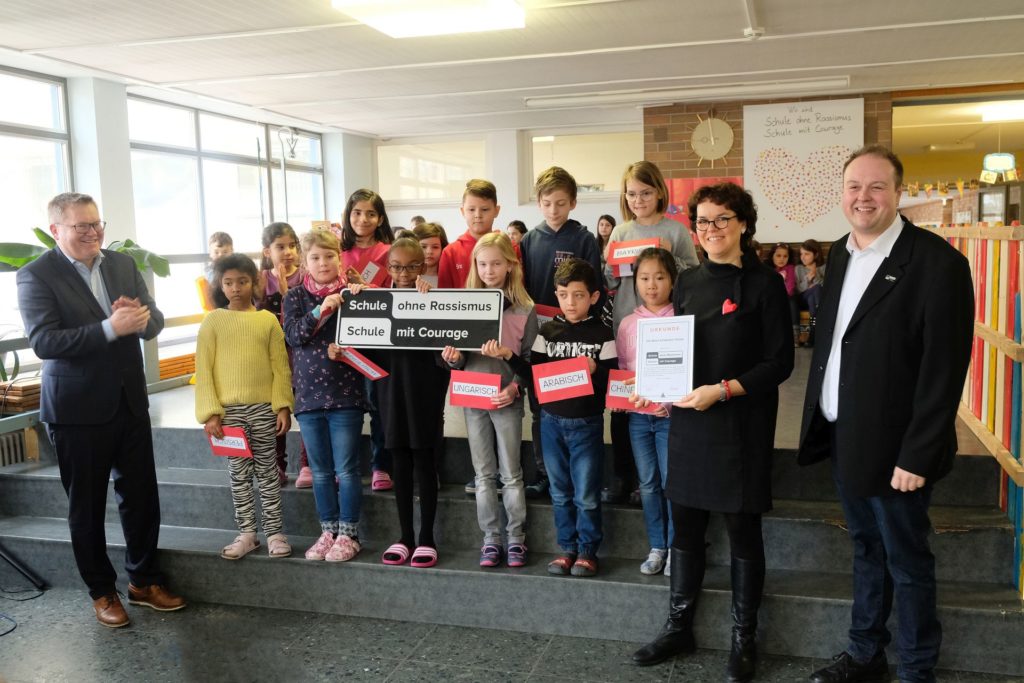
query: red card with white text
337 347 389 380
535 304 561 325
607 238 660 266
360 260 387 287
533 356 593 404
209 426 253 458
449 370 501 409
606 369 661 413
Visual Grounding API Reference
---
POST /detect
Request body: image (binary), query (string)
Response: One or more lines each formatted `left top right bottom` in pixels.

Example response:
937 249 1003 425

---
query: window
377 140 486 202
126 98 325 358
127 99 195 149
530 131 642 196
0 69 70 337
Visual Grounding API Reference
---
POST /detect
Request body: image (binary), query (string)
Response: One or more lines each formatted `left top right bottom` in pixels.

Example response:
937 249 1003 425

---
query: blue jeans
364 377 389 473
540 411 604 556
835 470 939 683
296 409 363 525
628 412 672 549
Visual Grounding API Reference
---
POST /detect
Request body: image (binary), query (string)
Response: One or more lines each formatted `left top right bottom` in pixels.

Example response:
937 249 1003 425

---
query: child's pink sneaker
304 531 334 561
372 470 393 491
295 466 313 489
325 535 361 562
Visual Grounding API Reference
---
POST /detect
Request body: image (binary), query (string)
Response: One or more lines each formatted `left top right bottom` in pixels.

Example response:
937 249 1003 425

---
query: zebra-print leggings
222 403 284 536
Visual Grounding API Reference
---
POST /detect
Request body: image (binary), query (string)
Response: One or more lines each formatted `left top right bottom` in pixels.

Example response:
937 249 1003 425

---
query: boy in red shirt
439 179 518 288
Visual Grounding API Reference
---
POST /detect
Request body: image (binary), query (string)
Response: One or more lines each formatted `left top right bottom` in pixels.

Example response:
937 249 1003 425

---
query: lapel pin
884 275 896 282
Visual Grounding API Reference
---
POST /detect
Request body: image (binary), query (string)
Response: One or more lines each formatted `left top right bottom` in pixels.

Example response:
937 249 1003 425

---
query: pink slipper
372 470 393 491
410 545 438 568
381 542 410 565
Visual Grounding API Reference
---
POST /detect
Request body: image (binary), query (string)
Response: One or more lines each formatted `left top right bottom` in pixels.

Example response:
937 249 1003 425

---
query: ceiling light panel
331 0 525 39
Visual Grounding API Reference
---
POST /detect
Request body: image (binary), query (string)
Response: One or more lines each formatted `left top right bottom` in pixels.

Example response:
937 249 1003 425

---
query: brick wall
643 93 893 179
900 199 951 226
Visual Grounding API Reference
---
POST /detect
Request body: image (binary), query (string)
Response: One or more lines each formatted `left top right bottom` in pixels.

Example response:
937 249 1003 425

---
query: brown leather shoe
93 594 130 628
127 583 187 612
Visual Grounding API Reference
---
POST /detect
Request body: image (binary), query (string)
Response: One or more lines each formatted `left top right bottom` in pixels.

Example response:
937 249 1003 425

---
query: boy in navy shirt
517 258 616 577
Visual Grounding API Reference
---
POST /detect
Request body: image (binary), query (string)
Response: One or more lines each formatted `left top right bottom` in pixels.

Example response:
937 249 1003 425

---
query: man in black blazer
17 193 185 627
798 147 973 683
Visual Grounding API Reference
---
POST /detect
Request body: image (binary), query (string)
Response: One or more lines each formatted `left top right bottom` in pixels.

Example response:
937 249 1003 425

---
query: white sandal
267 533 292 558
221 533 259 560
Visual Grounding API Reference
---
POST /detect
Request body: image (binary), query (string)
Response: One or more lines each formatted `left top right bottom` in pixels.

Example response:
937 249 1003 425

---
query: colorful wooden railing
929 222 1024 593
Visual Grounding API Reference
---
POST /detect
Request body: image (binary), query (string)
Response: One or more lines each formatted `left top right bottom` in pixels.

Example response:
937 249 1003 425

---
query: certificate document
635 315 694 403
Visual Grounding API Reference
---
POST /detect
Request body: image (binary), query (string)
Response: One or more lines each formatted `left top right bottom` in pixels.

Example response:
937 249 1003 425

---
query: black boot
632 548 704 666
807 316 816 347
726 556 765 683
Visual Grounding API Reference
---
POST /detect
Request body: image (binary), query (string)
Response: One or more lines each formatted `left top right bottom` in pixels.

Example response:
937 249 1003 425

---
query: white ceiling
2 0 1023 139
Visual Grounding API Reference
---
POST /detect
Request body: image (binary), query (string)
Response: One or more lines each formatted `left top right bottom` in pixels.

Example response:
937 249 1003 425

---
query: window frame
521 125 642 204
0 67 73 374
374 134 489 208
126 96 326 345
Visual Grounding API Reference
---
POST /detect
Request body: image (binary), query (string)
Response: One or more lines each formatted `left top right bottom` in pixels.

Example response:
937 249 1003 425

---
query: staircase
0 396 1020 676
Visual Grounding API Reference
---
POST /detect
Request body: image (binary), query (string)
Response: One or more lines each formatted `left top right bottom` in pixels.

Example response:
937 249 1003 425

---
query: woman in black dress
632 182 794 682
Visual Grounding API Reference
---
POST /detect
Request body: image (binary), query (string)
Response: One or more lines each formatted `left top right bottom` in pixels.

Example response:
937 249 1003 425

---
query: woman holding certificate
631 182 794 683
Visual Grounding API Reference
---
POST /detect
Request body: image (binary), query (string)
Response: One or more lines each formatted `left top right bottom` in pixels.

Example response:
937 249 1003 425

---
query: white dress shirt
820 215 904 421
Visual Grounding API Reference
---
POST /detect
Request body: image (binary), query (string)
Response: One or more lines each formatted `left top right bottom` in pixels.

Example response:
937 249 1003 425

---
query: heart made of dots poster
743 98 864 242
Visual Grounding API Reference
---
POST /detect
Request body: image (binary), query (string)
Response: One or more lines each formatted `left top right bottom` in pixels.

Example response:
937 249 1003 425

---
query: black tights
391 447 438 548
671 503 764 563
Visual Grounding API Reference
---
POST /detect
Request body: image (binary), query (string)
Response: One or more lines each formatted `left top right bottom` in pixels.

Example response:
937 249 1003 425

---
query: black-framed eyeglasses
387 262 423 273
694 215 736 232
58 221 106 234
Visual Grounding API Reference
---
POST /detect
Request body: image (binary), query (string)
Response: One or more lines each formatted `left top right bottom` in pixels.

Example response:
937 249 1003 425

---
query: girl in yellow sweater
195 254 295 560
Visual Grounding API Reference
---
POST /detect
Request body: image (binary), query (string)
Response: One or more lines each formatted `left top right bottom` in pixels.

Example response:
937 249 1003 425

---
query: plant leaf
0 242 47 270
33 227 56 248
113 244 171 277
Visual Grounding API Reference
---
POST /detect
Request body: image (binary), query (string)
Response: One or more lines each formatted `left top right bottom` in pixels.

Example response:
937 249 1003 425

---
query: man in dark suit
17 192 186 627
798 147 973 683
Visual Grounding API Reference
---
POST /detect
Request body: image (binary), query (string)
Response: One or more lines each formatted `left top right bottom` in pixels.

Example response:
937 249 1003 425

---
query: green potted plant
0 227 170 276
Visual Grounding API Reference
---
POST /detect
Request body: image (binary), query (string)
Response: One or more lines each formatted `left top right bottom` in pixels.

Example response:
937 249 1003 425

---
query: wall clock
691 113 735 167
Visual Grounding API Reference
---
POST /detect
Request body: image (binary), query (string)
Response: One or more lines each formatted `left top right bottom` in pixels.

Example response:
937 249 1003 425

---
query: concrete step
0 515 1019 676
0 463 1013 584
142 425 1004 508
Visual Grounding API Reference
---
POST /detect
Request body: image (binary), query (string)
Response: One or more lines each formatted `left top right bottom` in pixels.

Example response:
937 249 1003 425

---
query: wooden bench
159 353 196 380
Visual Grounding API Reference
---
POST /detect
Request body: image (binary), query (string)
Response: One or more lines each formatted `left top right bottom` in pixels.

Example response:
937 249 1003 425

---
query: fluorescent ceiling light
331 0 525 39
524 77 851 109
980 101 1024 122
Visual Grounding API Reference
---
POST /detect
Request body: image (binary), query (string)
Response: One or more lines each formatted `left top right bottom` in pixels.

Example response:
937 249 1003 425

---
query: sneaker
325 535 361 562
304 531 335 561
628 488 642 506
547 553 576 576
295 466 313 489
464 478 477 495
525 477 549 499
507 544 527 568
479 544 502 568
277 467 289 486
571 555 599 577
665 551 672 577
640 549 667 575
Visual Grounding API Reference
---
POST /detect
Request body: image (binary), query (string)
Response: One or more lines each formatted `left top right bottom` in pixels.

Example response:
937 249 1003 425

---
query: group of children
767 240 826 346
193 160 700 578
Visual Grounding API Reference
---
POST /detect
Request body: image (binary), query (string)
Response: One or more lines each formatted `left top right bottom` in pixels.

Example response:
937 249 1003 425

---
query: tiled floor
0 580 1016 683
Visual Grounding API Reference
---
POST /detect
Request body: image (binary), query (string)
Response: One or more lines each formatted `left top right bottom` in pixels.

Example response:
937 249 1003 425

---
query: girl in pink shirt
616 247 678 576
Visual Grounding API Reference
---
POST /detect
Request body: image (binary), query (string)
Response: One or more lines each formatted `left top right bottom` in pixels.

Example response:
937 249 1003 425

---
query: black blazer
797 219 974 497
17 247 164 425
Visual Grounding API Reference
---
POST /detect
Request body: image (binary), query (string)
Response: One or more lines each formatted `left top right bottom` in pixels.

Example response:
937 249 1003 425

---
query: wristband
719 379 732 402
